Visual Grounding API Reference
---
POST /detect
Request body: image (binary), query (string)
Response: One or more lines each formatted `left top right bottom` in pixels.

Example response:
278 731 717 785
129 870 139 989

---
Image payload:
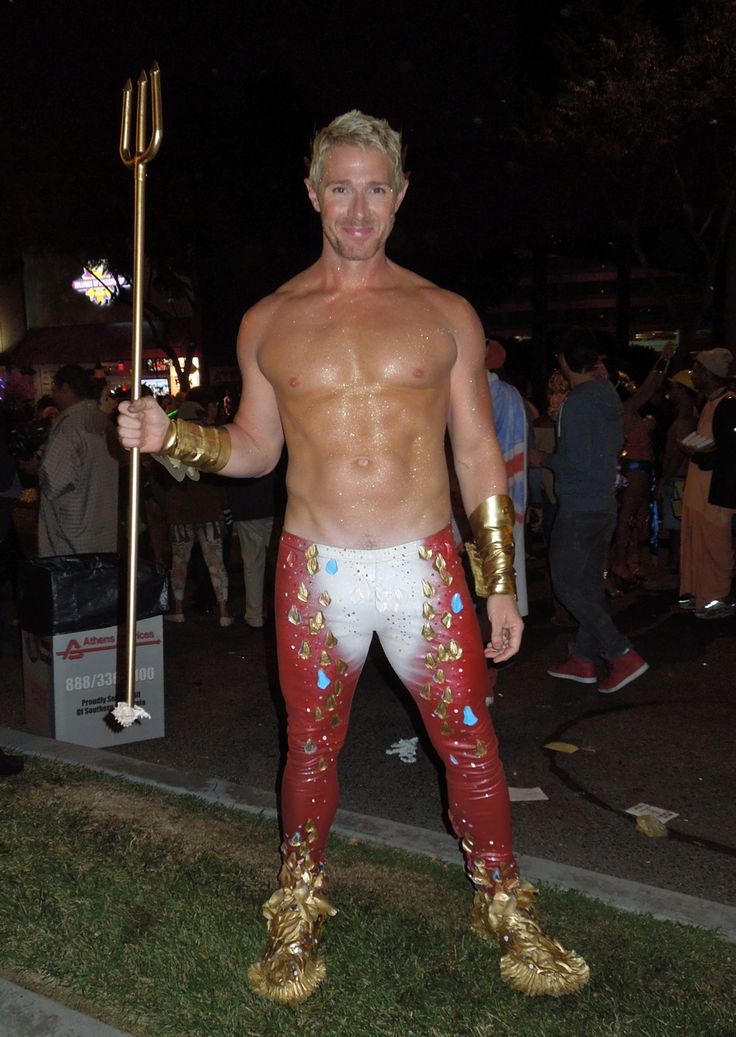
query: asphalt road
2 544 734 907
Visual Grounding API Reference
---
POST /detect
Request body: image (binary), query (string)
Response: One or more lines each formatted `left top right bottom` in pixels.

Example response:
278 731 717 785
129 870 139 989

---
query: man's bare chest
260 305 456 395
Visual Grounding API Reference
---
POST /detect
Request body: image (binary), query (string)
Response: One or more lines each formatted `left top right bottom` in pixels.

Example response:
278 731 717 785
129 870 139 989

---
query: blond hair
308 110 406 193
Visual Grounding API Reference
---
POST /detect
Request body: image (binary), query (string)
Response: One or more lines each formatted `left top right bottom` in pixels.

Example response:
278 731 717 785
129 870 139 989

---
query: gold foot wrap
248 842 337 1005
470 872 589 997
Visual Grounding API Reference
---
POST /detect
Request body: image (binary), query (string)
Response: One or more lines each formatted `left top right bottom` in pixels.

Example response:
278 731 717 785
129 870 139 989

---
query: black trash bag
18 554 169 635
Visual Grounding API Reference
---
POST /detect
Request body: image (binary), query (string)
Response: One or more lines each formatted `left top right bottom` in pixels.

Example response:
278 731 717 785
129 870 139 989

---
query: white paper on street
625 802 679 824
386 736 419 764
508 787 548 802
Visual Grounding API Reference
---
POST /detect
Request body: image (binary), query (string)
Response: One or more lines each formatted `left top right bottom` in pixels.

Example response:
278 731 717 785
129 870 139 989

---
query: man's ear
393 179 409 213
305 178 321 213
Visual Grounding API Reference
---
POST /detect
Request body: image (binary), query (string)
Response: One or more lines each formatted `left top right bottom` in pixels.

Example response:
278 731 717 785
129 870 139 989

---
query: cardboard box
22 616 165 747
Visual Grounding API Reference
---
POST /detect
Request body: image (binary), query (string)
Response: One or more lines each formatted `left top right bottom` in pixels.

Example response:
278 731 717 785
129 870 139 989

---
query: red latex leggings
275 527 517 884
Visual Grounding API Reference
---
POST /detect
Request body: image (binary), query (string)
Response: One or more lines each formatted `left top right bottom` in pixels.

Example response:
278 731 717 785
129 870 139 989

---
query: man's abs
283 439 452 549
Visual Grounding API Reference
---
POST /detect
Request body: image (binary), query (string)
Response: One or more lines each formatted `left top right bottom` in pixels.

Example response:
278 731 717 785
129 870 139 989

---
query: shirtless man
118 110 588 1004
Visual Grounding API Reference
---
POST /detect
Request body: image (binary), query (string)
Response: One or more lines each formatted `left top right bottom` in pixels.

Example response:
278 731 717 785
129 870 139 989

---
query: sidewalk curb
4 725 735 945
0 977 136 1037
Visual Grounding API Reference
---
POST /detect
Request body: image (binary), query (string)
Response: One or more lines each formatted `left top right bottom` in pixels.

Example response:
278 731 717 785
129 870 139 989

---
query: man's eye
331 186 348 194
371 186 388 195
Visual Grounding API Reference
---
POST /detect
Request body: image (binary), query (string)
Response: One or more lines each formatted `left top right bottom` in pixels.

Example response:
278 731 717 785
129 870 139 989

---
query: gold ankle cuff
466 495 517 597
470 871 589 997
159 418 232 473
248 837 337 1005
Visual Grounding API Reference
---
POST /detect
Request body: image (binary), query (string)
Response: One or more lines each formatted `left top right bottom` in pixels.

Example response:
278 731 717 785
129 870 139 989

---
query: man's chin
333 239 384 261
323 227 388 262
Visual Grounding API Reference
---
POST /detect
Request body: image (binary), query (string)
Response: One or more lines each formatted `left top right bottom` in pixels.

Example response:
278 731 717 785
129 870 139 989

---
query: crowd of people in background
0 329 734 699
0 367 284 634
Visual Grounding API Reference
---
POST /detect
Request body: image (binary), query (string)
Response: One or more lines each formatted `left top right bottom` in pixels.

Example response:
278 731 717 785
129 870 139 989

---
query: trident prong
112 63 163 729
120 63 162 168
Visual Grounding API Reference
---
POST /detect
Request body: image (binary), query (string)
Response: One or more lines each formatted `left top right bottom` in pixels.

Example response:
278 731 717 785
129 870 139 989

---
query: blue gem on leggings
326 559 338 575
463 706 479 726
451 593 463 613
449 754 459 765
317 669 331 689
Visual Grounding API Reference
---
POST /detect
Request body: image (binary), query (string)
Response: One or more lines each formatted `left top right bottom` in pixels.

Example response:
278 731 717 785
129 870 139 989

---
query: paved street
2 544 734 907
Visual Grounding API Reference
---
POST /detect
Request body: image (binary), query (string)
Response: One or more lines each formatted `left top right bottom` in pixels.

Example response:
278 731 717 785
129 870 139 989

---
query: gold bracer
465 495 517 597
469 860 590 998
248 832 337 1005
159 419 232 473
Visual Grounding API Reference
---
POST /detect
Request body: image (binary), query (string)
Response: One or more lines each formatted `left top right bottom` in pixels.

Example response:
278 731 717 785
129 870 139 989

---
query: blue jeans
549 509 630 661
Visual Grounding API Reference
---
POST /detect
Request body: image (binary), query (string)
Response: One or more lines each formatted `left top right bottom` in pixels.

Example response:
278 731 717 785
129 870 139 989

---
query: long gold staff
112 63 163 729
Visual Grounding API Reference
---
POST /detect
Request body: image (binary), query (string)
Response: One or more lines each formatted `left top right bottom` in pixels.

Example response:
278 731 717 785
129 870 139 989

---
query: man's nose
348 190 367 219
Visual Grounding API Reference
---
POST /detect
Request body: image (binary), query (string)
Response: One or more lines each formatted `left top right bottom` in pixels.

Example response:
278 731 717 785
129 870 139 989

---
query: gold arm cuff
466 494 517 597
159 419 232 473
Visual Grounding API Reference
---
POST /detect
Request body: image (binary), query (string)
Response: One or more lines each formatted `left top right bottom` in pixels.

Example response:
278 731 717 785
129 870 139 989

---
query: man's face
691 361 709 393
52 382 73 411
306 145 407 262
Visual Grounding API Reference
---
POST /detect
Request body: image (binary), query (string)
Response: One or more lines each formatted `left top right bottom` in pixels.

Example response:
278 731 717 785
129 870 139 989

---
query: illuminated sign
71 262 130 307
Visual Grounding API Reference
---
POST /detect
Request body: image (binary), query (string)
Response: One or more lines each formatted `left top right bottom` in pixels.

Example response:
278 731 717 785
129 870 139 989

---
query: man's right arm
218 303 285 476
117 304 285 478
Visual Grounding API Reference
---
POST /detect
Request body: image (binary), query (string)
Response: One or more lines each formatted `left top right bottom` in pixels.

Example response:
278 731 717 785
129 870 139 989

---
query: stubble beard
324 217 394 262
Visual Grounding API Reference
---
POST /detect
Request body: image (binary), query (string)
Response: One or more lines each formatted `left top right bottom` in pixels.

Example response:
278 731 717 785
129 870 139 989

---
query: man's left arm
38 430 78 501
445 298 523 662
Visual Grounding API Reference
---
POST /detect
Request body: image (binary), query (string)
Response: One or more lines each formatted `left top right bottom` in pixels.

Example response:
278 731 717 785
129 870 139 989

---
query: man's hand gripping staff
118 398 232 474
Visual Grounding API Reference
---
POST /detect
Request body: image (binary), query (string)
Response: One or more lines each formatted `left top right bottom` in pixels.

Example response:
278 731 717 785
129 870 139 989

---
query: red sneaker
546 655 597 684
598 649 649 694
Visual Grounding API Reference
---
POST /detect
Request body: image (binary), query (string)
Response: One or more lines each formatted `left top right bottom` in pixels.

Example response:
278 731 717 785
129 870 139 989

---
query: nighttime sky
2 0 517 234
0 0 707 351
2 0 528 342
3 1 514 132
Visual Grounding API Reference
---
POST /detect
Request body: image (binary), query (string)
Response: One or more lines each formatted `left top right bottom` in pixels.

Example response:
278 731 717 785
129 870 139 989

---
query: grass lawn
0 758 734 1037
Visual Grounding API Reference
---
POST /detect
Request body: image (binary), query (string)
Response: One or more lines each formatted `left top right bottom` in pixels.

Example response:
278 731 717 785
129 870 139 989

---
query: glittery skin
276 526 517 879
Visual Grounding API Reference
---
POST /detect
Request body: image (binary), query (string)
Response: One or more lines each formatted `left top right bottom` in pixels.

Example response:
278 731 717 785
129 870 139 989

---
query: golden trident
113 63 163 728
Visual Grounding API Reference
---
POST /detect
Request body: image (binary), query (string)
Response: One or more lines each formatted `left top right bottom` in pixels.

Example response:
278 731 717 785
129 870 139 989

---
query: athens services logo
56 635 116 661
56 632 158 661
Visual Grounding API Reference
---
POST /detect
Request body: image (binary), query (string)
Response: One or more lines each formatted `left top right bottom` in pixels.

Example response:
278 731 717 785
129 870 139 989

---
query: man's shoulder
400 270 475 311
490 374 524 406
239 263 327 325
243 262 473 313
566 378 620 418
573 378 618 402
394 274 482 339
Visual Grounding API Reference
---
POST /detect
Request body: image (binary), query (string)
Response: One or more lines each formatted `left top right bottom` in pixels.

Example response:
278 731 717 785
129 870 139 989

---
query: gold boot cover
248 829 337 1005
469 861 590 997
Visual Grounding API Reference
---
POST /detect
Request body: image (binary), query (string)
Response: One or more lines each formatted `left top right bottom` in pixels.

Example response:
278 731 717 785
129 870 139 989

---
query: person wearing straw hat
118 110 589 1005
679 348 736 619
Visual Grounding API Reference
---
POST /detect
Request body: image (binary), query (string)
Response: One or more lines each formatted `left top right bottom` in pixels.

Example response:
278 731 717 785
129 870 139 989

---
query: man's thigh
551 510 615 585
274 534 375 735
